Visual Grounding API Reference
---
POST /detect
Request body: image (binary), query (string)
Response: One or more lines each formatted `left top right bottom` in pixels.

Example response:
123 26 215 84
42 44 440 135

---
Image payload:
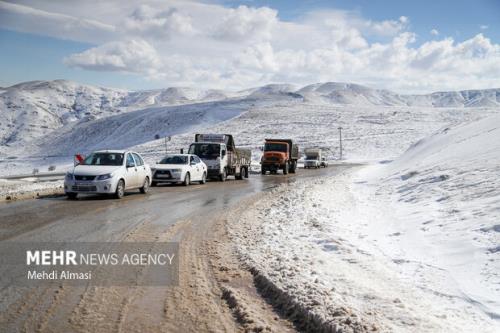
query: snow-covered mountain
297 82 500 107
0 80 233 148
1 79 499 161
0 80 127 147
37 99 255 157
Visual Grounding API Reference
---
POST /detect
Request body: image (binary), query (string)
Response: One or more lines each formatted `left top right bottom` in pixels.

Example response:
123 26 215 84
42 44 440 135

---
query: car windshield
189 143 220 159
264 143 287 153
159 155 188 164
82 153 124 166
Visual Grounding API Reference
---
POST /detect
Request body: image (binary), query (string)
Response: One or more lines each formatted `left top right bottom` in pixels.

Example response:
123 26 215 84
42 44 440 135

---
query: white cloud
211 5 277 42
124 4 195 39
0 1 115 43
2 0 500 92
480 25 488 30
64 39 162 75
367 16 409 36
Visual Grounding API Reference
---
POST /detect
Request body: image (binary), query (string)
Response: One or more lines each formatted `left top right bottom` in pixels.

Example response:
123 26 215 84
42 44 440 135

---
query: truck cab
304 148 322 169
188 141 227 179
261 139 298 175
188 134 250 181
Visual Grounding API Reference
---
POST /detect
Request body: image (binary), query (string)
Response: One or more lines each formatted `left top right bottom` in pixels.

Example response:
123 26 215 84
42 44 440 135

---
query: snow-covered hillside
359 114 500 321
229 114 500 332
297 82 500 107
0 80 233 150
1 79 499 176
133 102 498 170
2 80 499 154
37 99 256 157
0 80 127 147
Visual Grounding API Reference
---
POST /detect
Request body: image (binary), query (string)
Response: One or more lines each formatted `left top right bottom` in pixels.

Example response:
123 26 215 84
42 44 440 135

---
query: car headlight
97 173 113 180
65 172 73 180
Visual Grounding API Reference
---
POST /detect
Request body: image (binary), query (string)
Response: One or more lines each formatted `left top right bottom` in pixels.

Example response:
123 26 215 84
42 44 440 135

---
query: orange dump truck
260 139 299 175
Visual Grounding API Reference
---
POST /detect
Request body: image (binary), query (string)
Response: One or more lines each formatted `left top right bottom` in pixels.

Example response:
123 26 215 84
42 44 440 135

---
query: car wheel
200 172 207 184
66 192 77 200
184 173 190 186
140 177 149 194
115 179 125 199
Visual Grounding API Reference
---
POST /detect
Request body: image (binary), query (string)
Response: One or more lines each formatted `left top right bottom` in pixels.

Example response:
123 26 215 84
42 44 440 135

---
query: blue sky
0 30 150 90
224 0 500 42
0 0 499 92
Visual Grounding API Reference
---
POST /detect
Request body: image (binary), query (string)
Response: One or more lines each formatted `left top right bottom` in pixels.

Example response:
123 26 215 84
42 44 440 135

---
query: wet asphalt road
0 165 352 243
0 165 357 333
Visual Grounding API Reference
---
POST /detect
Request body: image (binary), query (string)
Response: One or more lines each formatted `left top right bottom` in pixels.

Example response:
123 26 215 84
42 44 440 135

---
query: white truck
304 148 324 169
188 134 251 181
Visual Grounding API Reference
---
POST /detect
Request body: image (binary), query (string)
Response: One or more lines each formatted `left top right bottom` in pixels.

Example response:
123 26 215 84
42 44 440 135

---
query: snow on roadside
356 114 500 322
0 178 63 201
229 114 500 332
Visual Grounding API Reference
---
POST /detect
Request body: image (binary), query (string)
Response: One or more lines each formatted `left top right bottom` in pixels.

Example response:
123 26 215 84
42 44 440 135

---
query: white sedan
64 150 152 199
151 154 207 186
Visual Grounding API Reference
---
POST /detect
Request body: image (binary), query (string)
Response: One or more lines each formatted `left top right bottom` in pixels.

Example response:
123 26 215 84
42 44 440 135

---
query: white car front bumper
64 178 117 194
152 169 184 183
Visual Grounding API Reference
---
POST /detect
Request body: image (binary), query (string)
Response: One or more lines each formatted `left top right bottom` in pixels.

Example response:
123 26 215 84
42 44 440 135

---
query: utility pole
338 126 343 160
165 136 171 154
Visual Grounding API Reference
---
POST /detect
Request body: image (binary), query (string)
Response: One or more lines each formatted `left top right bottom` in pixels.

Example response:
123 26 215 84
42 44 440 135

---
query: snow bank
0 178 63 201
358 113 500 321
229 114 500 332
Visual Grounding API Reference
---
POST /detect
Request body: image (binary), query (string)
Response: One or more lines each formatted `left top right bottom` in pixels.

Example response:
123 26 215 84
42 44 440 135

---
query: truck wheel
184 173 191 186
290 161 297 173
243 167 249 178
115 179 125 199
235 169 243 180
283 163 289 175
261 168 266 175
140 177 149 194
220 169 227 182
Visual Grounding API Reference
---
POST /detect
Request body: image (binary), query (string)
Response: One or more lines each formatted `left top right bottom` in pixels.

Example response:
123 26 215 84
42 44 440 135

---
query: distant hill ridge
0 79 499 150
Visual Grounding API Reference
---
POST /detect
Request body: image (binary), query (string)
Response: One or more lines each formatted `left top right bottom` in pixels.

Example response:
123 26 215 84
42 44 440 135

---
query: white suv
64 150 152 199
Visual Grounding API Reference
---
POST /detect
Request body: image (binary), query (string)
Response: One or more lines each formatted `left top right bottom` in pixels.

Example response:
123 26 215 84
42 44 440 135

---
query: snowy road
0 165 353 332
